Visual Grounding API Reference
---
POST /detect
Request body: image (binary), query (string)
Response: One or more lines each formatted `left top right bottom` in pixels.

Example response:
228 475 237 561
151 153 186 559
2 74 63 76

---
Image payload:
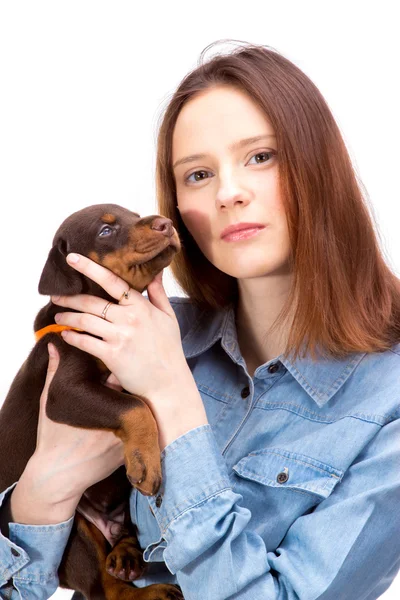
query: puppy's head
38 204 181 297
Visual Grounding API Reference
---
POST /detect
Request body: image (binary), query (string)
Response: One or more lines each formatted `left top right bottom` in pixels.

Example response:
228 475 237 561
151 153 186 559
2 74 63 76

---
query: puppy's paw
125 447 162 496
106 542 147 582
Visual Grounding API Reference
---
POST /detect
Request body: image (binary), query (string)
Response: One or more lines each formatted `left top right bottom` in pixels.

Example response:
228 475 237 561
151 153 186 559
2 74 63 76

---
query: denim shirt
1 296 400 599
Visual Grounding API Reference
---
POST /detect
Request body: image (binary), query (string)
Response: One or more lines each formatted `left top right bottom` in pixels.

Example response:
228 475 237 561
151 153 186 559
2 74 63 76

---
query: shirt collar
181 302 366 408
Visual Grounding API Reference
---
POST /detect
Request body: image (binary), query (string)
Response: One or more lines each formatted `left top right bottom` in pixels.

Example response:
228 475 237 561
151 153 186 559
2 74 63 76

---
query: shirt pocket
231 447 344 547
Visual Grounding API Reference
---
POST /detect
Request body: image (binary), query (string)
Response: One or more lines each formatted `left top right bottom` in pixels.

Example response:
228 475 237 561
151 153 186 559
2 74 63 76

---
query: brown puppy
0 204 184 599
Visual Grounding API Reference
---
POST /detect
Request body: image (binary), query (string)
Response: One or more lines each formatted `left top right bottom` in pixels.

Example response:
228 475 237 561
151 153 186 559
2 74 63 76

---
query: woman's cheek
179 206 213 252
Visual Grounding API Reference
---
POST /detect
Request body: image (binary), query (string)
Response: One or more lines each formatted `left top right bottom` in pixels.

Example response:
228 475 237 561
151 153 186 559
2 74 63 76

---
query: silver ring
101 301 113 320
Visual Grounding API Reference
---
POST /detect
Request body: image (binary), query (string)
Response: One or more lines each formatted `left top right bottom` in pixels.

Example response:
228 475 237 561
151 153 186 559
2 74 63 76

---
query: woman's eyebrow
172 134 276 170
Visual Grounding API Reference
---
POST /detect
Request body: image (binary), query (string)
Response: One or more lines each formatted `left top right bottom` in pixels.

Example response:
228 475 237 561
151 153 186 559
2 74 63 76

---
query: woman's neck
235 277 294 369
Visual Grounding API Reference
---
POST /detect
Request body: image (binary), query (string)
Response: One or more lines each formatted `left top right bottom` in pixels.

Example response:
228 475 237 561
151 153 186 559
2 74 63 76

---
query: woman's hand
50 253 209 450
29 343 126 504
51 253 191 400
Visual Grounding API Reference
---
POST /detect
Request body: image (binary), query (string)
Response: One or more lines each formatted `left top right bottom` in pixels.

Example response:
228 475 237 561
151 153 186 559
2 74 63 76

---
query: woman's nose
216 180 251 207
216 192 249 209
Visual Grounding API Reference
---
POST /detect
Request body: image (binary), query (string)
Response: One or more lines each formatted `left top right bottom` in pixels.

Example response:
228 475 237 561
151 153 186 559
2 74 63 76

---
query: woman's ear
38 239 84 295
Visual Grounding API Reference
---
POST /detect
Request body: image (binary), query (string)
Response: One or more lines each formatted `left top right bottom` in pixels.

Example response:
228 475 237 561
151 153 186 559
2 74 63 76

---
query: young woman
1 42 399 599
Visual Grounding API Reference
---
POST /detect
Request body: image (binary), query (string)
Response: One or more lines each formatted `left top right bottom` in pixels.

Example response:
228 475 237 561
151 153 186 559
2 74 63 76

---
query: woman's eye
185 170 211 184
99 226 113 237
247 151 275 165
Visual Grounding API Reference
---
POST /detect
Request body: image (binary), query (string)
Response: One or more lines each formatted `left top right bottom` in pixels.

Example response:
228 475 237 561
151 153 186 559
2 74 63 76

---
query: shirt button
241 386 250 399
268 362 280 373
11 547 20 557
155 494 163 508
277 468 289 484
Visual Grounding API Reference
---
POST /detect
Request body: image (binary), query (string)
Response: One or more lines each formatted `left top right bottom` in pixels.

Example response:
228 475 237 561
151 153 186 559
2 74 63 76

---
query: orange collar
35 324 83 342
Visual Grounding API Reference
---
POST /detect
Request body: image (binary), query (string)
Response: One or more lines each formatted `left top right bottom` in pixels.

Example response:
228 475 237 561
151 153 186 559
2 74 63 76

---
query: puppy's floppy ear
38 238 84 295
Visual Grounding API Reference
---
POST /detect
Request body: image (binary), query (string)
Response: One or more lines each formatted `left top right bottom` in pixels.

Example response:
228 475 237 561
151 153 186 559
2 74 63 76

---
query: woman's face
172 85 292 280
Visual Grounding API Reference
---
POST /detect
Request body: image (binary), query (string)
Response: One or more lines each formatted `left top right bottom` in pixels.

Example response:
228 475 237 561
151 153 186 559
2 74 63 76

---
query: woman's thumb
147 269 174 316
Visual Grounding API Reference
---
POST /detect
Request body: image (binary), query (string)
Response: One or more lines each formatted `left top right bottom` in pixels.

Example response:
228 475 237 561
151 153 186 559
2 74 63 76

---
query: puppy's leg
59 514 183 600
44 338 162 495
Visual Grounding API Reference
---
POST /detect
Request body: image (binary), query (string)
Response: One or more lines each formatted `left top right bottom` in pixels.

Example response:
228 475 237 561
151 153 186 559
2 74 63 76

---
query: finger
64 253 140 304
40 343 60 399
60 328 108 363
38 343 60 426
146 268 175 318
51 293 120 320
54 311 115 340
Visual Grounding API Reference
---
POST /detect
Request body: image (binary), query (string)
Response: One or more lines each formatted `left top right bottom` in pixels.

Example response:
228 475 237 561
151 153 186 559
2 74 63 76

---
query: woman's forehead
172 87 274 161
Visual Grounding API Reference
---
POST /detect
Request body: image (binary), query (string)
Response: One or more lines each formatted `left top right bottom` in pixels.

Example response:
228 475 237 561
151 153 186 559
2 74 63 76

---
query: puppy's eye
99 225 113 237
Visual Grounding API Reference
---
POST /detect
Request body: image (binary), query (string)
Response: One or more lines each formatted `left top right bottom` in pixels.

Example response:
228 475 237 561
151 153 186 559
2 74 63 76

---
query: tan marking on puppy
102 249 137 279
89 251 100 263
99 222 179 292
101 213 116 224
102 248 150 292
117 403 162 497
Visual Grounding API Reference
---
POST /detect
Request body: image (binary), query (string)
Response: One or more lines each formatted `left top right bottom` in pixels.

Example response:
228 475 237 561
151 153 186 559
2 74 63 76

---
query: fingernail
47 342 56 357
67 253 80 264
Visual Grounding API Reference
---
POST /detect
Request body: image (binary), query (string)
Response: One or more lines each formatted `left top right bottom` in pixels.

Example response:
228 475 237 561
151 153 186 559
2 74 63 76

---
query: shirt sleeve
0 481 75 599
144 421 400 600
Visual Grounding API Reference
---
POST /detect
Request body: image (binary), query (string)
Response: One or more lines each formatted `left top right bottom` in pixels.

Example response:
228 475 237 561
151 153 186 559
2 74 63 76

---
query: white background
0 1 399 598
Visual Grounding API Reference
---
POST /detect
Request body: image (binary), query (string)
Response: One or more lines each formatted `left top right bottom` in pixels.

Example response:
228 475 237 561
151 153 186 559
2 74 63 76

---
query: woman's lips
221 226 265 242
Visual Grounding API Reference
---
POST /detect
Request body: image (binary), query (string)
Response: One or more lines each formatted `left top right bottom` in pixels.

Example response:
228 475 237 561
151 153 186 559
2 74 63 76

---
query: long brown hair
155 40 400 361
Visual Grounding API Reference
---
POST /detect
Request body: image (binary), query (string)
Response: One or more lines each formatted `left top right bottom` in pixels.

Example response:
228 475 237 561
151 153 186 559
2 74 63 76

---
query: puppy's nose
151 217 174 238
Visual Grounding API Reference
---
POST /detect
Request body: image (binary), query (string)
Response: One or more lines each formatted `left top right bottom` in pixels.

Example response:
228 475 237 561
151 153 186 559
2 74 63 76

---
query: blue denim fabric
1 296 400 599
0 482 74 598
